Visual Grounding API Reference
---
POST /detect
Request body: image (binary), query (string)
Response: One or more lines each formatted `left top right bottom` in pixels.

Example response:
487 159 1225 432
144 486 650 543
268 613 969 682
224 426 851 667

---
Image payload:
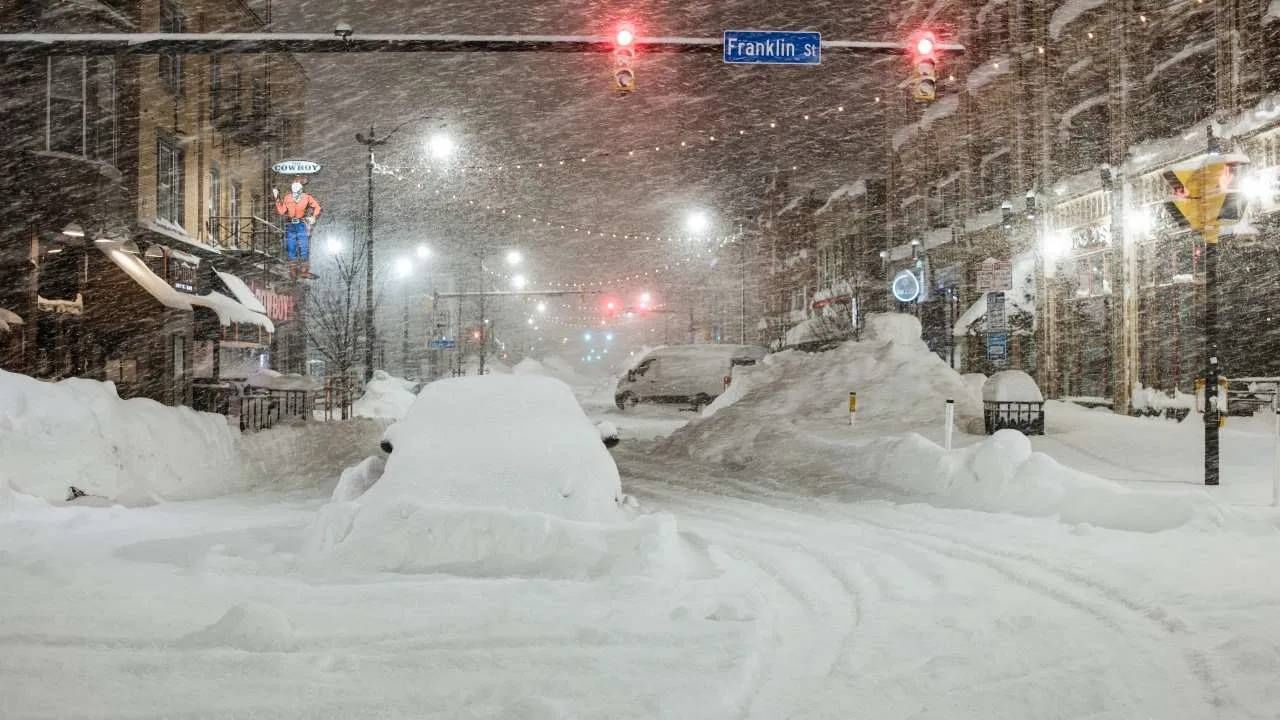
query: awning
188 291 275 333
97 239 273 332
214 270 268 314
0 307 24 332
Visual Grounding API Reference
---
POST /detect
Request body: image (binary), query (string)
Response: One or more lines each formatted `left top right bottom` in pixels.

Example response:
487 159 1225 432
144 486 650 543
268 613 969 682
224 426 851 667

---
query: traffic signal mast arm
0 31 966 56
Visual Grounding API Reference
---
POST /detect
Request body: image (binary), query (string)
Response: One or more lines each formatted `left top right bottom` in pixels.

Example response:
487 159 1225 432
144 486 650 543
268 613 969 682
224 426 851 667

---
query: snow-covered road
7 442 1277 719
616 447 1280 719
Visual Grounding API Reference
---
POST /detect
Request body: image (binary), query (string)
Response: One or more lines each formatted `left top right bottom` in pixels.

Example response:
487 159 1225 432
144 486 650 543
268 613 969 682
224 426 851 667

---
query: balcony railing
207 215 284 259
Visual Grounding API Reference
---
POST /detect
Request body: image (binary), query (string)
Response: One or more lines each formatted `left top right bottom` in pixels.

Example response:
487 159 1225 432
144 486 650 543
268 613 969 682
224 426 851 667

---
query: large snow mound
309 375 684 577
854 430 1207 532
375 374 622 521
352 370 417 419
667 313 985 464
0 369 242 503
240 417 387 492
177 602 297 652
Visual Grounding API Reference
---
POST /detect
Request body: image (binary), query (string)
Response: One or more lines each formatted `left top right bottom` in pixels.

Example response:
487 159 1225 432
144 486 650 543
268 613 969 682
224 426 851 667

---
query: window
156 133 184 226
251 78 266 119
208 163 221 240
159 1 184 95
88 58 116 164
47 57 84 155
209 55 223 119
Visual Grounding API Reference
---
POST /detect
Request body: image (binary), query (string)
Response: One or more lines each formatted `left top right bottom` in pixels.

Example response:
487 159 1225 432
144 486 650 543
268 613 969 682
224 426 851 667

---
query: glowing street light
686 211 711 235
536 301 547 314
583 332 593 342
427 133 455 160
394 256 414 279
416 243 431 259
325 236 343 255
639 291 652 305
505 249 523 266
511 273 528 290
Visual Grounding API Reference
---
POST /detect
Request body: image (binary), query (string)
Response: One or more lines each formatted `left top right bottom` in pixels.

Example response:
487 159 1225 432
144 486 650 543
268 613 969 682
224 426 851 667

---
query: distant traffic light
613 24 637 93
911 31 938 103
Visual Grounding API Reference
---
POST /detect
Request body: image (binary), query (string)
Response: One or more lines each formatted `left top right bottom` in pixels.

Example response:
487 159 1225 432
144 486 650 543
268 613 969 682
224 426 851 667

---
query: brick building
0 0 308 412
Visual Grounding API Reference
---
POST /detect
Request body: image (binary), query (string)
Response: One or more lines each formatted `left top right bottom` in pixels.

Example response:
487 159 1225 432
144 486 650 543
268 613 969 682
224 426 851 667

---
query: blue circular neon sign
891 270 921 303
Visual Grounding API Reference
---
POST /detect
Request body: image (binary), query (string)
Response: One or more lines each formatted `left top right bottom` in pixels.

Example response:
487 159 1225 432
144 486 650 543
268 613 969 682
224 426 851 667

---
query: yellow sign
848 392 857 412
1163 154 1249 244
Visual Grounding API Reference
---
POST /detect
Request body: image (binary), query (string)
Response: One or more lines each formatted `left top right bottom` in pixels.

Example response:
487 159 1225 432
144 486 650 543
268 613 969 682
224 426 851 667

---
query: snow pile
247 368 322 391
177 602 297 653
0 369 242 503
331 455 385 502
352 370 417 419
309 375 683 578
983 370 1044 402
852 430 1204 532
667 313 985 464
239 417 387 492
512 358 546 375
1131 384 1196 412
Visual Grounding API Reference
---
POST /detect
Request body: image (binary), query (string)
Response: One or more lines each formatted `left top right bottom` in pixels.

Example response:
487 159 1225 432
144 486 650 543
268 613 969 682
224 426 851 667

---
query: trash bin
982 370 1045 436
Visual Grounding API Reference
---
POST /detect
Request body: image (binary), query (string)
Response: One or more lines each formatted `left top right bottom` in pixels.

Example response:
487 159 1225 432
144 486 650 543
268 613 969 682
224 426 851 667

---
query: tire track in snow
621 451 1248 718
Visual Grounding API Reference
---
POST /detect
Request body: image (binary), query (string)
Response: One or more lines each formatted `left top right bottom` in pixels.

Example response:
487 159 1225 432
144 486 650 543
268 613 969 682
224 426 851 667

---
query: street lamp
416 243 431 259
427 133 456 160
536 301 547 314
505 249 523 266
511 273 528 290
324 236 343 255
394 256 414 279
686 211 711 235
354 113 439 382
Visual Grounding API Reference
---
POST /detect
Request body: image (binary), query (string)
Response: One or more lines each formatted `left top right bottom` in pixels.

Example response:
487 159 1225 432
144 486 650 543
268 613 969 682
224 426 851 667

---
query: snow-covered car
615 344 768 410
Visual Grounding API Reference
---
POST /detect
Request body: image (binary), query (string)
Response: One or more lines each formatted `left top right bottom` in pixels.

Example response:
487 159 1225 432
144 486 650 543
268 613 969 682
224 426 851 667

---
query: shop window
208 163 221 240
156 134 184 226
208 55 223 119
88 58 116 164
159 1 184 96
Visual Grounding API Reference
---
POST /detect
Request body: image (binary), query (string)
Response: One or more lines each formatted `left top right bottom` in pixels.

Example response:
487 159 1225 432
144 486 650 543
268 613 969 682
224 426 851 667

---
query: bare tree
305 229 385 381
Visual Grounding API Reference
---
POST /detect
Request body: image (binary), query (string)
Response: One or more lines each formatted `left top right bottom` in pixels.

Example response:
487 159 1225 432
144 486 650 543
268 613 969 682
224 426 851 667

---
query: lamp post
353 115 441 382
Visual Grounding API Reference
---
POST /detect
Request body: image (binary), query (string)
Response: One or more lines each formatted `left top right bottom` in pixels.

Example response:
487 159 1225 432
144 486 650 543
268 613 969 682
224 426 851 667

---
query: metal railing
207 215 284 258
983 400 1046 436
238 389 311 433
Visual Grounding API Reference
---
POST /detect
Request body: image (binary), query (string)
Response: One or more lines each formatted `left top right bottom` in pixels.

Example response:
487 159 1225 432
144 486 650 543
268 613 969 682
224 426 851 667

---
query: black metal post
362 125 376 382
1205 233 1220 486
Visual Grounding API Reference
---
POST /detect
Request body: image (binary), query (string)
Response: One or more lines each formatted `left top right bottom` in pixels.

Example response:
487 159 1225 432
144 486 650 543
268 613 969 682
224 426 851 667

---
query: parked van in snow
615 344 768 410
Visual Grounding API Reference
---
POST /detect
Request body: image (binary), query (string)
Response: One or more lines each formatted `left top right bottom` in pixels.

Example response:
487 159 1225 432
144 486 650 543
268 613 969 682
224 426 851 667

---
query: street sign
975 257 1013 292
428 338 457 350
987 291 1008 333
272 159 322 175
723 30 821 65
986 331 1008 365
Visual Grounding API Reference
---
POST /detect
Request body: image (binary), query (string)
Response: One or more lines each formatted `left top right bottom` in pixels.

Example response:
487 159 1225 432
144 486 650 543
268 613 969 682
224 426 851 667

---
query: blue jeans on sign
285 221 309 261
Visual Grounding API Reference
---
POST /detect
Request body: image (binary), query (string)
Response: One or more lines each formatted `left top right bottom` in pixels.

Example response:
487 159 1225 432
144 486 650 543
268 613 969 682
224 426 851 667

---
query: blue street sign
428 339 457 350
986 332 1008 363
723 30 821 65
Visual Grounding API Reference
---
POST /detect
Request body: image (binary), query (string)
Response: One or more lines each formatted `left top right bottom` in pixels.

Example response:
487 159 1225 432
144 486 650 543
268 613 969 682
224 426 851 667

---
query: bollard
944 399 955 451
849 391 857 428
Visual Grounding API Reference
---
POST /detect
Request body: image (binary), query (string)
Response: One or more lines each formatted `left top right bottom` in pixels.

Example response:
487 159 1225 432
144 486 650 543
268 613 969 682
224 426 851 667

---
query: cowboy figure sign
273 175 322 277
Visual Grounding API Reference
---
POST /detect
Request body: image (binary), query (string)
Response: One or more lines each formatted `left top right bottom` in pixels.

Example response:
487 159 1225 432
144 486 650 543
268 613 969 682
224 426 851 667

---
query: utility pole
738 222 747 344
401 287 410 378
356 124 379 383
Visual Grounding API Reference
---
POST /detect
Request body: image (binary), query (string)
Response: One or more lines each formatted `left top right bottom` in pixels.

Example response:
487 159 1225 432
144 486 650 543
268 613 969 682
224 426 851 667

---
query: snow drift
352 370 417 420
664 313 1220 532
309 374 684 578
0 369 242 503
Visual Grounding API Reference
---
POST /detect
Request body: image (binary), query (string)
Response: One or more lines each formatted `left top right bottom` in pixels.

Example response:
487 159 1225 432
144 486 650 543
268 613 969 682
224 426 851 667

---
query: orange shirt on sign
275 192 322 221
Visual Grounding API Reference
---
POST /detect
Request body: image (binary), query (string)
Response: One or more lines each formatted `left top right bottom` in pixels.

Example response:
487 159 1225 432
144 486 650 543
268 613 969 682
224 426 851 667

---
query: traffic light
613 24 637 93
911 32 938 103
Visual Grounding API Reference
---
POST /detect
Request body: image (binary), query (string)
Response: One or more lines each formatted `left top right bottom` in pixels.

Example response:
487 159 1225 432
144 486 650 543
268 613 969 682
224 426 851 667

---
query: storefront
1046 220 1115 400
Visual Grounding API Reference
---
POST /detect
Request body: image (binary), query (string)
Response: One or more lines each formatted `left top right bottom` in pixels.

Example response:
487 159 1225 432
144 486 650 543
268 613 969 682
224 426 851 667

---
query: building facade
868 0 1280 414
0 0 308 412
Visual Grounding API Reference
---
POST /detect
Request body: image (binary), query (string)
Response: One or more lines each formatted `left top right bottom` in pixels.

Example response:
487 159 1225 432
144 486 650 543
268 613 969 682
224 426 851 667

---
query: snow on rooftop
983 370 1044 403
215 270 267 314
0 308 23 333
1049 0 1107 39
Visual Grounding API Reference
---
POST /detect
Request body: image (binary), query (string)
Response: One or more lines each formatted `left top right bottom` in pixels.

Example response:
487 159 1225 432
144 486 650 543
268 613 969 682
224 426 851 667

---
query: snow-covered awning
215 270 268 314
189 291 275 333
97 240 194 311
0 307 24 332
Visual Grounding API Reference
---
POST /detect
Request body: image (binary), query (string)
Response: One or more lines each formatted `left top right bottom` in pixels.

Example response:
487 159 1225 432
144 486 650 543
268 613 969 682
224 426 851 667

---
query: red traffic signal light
615 25 635 47
915 34 935 57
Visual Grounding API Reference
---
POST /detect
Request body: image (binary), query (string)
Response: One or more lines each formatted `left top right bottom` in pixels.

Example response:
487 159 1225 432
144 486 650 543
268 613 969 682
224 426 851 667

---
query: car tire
615 392 638 411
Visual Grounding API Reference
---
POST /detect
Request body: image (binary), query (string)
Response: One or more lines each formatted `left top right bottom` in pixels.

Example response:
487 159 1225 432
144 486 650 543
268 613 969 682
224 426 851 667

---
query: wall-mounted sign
975 257 1013 292
891 270 922 303
1069 224 1111 252
251 286 296 322
271 160 322 175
